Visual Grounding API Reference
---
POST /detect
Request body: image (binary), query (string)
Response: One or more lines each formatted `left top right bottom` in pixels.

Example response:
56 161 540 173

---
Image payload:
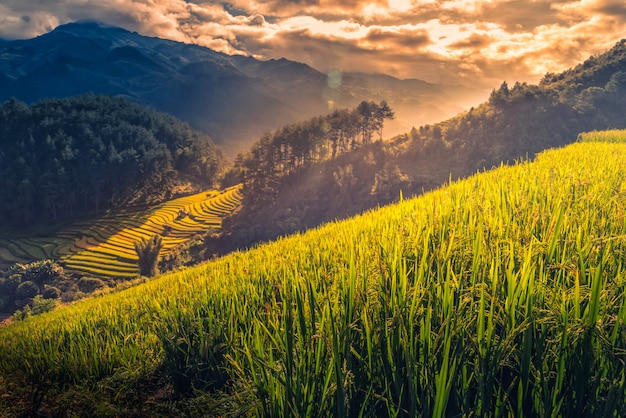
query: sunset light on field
1 0 625 87
4 0 626 413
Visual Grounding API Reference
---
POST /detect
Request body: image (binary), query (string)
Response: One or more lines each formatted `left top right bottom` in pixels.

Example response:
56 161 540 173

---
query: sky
1 0 625 88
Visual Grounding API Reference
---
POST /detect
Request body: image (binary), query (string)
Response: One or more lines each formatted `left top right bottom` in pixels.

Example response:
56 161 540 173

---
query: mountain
0 21 486 154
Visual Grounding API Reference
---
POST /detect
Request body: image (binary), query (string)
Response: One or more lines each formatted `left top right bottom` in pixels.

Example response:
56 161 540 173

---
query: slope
226 39 626 246
0 185 242 277
1 132 625 416
0 94 226 230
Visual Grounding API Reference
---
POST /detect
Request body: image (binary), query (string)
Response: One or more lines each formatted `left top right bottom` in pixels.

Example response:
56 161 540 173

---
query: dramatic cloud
1 0 625 88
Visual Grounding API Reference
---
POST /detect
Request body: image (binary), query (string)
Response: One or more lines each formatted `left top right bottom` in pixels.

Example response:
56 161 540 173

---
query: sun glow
388 0 413 12
1 0 624 95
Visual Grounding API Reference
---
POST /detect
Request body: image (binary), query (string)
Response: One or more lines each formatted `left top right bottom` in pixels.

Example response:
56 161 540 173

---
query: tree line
407 52 626 171
230 100 394 208
0 94 225 229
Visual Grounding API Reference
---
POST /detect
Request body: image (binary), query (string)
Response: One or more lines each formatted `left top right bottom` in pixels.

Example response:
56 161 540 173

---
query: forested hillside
225 39 626 247
227 100 394 209
0 94 225 229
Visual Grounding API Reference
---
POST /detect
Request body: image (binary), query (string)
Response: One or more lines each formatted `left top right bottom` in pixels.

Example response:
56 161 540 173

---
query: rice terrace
1 131 626 416
0 185 242 278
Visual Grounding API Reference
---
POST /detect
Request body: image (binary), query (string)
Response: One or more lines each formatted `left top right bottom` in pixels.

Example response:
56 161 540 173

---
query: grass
1 132 626 416
0 185 242 277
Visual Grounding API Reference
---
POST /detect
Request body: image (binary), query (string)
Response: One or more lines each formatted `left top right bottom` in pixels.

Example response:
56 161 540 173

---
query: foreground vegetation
1 134 626 416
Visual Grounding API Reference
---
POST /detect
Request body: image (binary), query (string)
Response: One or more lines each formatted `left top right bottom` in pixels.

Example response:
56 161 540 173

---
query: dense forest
0 94 225 229
224 39 626 247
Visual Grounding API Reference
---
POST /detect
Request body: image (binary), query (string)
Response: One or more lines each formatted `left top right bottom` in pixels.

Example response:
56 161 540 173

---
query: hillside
0 185 242 320
225 39 626 247
1 133 625 416
0 185 242 275
0 94 225 229
0 21 486 153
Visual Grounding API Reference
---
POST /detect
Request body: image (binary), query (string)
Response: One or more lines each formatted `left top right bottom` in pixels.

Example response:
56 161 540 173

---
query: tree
134 235 163 277
375 100 395 141
357 101 375 145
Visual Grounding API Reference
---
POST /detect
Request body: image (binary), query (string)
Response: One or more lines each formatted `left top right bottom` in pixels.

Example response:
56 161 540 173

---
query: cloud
448 32 493 50
557 0 626 23
479 0 569 32
0 0 625 89
363 27 431 50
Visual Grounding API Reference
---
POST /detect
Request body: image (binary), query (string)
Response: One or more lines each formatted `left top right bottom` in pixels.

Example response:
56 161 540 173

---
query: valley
1 19 626 417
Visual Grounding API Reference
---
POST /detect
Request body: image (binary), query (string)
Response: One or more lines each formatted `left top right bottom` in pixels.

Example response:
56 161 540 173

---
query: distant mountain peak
52 20 129 33
0 21 487 154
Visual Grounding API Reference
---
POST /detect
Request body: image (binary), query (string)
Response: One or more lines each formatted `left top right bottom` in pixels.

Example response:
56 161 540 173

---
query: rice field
0 185 242 277
1 131 626 416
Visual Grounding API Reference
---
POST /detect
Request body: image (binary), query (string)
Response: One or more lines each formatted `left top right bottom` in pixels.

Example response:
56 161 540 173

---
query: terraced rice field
0 185 242 277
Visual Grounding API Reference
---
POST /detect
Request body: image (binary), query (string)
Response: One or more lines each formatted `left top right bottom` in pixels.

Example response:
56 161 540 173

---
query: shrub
12 305 31 321
0 274 22 295
134 235 163 277
78 277 106 293
15 281 39 299
31 295 58 315
22 260 64 285
159 238 205 272
5 263 26 277
42 286 61 300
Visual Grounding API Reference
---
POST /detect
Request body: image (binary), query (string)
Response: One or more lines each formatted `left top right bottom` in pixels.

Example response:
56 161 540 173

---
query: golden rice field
0 185 242 277
1 131 625 416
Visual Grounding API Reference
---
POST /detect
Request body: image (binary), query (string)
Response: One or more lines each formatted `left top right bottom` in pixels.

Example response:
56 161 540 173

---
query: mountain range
0 21 486 154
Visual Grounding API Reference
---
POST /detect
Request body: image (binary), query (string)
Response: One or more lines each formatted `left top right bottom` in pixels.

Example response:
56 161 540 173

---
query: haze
1 0 625 90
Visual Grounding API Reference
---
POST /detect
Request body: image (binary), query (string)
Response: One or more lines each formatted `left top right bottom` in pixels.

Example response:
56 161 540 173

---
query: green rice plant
577 129 626 143
2 138 626 416
156 303 230 395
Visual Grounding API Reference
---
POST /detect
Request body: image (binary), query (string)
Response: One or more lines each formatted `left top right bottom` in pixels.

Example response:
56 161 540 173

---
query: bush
21 260 64 285
159 237 206 272
12 305 31 321
5 263 26 277
78 277 106 293
31 295 58 315
42 286 61 299
0 274 22 294
15 281 39 298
